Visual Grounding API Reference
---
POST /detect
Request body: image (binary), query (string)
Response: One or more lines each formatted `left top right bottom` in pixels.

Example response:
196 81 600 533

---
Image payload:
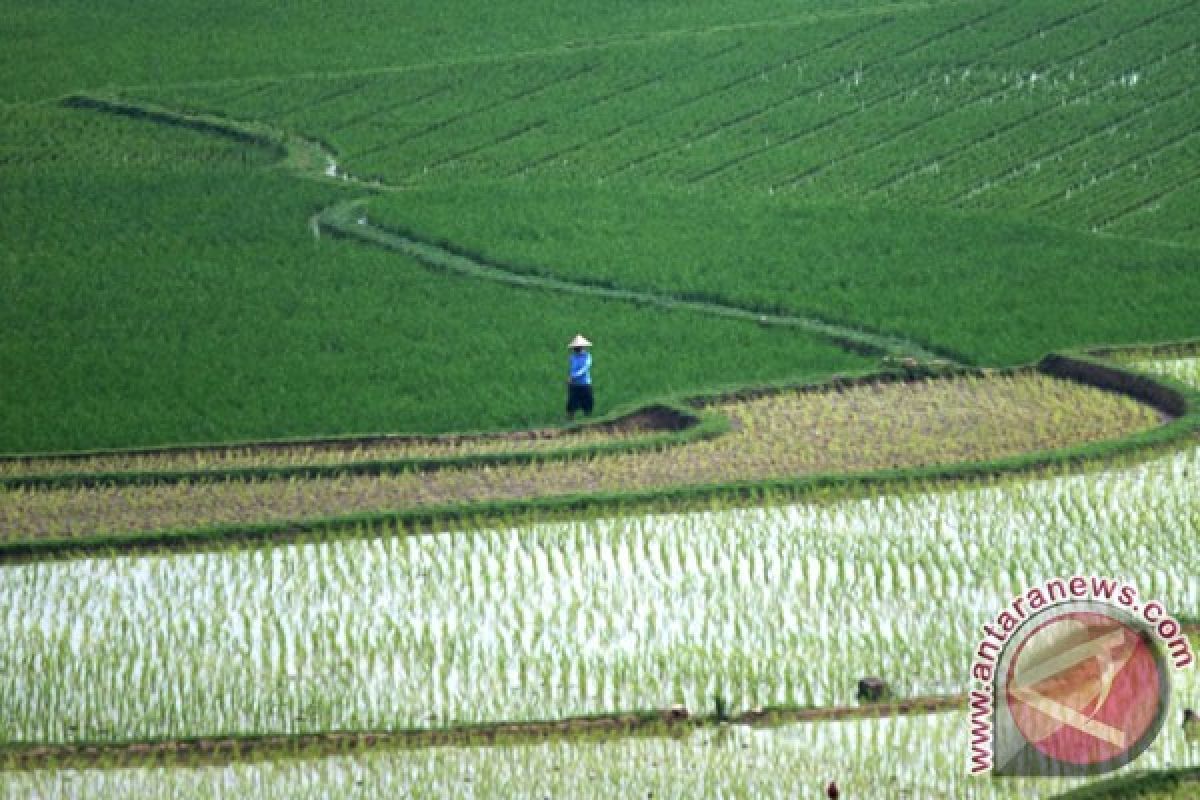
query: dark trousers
567 383 594 414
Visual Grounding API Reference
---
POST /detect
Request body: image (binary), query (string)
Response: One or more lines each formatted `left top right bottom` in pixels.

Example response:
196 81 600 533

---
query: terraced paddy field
4 699 1199 800
0 355 1197 797
0 368 1168 541
4 0 1199 796
3 442 1199 739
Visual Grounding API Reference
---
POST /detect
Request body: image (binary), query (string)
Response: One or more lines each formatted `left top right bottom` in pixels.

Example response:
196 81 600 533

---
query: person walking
566 334 593 420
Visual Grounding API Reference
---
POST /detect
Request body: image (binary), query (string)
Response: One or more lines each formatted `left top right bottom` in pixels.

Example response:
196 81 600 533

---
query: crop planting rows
135 0 1200 247
947 80 1198 208
851 6 1199 200
4 702 1199 799
0 360 1196 797
5 0 1199 792
0 356 1193 743
0 371 1162 539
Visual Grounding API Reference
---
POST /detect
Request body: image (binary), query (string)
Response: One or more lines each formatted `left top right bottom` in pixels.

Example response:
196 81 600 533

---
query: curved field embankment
0 367 1174 549
0 405 708 490
1 96 1194 557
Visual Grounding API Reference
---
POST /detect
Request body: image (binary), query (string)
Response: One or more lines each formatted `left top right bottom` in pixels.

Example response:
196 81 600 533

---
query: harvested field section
0 371 1164 539
0 407 690 481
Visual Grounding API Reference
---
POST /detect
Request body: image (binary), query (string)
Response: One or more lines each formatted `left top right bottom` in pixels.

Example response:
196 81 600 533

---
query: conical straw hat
568 334 592 348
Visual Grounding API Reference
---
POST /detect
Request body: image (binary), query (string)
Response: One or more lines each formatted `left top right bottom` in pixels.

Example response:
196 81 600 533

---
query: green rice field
2 0 1198 796
4 0 1200 447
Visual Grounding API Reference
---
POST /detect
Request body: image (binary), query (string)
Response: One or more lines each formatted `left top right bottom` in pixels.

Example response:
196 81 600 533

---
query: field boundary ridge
2 351 1196 562
67 91 955 363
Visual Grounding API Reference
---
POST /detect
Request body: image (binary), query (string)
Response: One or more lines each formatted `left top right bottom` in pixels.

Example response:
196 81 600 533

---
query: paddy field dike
2 0 1198 797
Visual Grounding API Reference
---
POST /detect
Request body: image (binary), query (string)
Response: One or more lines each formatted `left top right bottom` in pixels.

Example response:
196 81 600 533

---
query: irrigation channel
0 97 1196 796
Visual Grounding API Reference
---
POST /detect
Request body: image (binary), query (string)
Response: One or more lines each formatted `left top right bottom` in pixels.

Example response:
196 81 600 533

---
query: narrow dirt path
0 694 966 768
69 93 950 362
319 198 946 359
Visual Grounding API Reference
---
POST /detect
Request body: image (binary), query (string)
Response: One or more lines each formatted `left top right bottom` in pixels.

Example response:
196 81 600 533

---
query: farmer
566 334 593 420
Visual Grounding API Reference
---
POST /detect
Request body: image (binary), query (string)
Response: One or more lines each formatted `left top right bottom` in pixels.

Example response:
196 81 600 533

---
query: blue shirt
569 351 592 385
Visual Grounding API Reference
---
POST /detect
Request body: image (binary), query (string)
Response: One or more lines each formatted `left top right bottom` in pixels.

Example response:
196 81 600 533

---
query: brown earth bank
0 694 965 770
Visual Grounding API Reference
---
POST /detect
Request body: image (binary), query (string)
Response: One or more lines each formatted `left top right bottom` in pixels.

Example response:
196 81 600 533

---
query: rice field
1129 356 1200 390
0 370 1164 540
0 354 1195 797
4 0 1198 792
5 0 1199 451
3 701 1198 800
97 0 1200 368
0 410 680 482
2 410 1195 743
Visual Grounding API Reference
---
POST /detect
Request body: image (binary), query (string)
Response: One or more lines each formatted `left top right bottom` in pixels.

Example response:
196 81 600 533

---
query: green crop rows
129 0 1200 368
144 0 1200 231
5 0 1200 446
2 0 1198 795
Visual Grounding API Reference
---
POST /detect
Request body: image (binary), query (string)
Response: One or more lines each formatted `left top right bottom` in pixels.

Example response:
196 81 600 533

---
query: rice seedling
1128 357 1200 391
1 676 1195 798
0 431 1194 743
0 370 1164 540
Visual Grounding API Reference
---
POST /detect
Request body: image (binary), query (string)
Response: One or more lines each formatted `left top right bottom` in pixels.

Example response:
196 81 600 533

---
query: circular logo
1002 608 1169 772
